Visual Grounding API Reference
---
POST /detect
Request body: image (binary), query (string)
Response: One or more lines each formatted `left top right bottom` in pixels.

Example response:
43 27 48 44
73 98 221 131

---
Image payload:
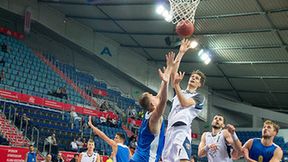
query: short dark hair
29 145 34 147
214 114 225 124
192 70 206 87
116 132 126 142
74 154 79 157
139 92 150 111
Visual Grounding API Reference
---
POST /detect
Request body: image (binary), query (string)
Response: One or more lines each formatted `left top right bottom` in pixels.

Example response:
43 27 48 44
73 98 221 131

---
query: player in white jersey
88 116 131 162
79 139 100 162
162 39 206 162
198 114 242 162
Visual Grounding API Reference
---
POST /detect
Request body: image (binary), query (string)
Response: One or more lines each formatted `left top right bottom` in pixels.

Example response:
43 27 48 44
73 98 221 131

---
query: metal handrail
31 127 40 151
8 106 12 121
2 101 6 116
24 116 28 138
19 115 24 132
13 108 17 125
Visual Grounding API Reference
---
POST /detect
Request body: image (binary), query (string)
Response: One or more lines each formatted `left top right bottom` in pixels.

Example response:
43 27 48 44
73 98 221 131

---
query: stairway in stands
34 51 98 107
0 113 30 147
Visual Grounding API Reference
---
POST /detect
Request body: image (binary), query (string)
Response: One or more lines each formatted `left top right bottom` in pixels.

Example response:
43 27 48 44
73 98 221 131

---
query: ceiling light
190 40 198 49
156 5 165 15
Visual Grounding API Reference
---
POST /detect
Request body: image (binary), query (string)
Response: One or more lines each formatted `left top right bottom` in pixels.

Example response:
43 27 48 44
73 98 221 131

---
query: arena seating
0 100 125 155
43 52 138 111
0 34 86 105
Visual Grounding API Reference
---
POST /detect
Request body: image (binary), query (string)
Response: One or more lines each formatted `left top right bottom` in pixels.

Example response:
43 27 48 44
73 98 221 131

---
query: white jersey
80 152 98 162
167 90 204 129
205 131 233 162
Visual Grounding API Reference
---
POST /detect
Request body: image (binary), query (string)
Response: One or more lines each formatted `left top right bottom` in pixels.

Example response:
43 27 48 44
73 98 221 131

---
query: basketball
175 20 195 38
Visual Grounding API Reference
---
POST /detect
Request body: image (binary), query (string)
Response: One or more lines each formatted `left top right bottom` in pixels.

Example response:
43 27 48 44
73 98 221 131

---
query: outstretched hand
226 124 236 135
179 39 191 54
173 71 185 86
158 67 169 83
166 51 176 69
158 52 176 83
88 116 94 128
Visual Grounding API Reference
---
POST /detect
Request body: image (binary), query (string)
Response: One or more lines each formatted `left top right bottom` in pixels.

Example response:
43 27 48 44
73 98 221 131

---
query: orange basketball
175 20 195 38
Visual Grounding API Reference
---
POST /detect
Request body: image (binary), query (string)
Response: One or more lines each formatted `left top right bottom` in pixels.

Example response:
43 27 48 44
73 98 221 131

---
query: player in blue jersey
25 145 37 162
242 120 283 162
88 116 131 162
130 51 177 162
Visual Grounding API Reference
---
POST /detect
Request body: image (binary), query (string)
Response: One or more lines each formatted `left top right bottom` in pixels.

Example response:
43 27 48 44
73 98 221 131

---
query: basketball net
169 0 200 24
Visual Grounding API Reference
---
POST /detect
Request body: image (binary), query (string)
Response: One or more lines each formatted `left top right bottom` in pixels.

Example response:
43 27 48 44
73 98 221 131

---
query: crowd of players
26 39 283 162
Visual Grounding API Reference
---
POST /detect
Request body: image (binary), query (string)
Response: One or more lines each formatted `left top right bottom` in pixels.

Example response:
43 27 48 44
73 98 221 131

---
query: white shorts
162 126 192 162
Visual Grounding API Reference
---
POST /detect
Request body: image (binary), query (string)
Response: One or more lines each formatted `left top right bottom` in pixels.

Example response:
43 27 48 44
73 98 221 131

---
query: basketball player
79 139 100 162
129 52 176 162
88 116 131 162
25 145 37 162
162 39 206 162
198 114 242 162
242 120 283 162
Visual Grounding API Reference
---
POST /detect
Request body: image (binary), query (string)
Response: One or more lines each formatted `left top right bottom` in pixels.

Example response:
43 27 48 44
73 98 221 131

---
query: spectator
82 138 87 151
42 154 52 162
70 109 81 129
138 110 144 119
76 137 83 152
46 133 57 146
55 152 64 162
130 107 137 119
60 86 68 100
111 117 117 127
70 154 79 162
100 101 109 111
25 145 37 162
99 114 107 124
45 133 58 155
70 138 78 152
129 135 137 155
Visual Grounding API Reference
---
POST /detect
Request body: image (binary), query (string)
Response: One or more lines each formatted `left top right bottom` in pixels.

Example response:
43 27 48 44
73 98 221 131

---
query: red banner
127 118 142 127
0 88 118 119
60 151 77 162
0 89 19 101
93 88 108 97
20 93 44 106
0 145 29 162
0 27 24 40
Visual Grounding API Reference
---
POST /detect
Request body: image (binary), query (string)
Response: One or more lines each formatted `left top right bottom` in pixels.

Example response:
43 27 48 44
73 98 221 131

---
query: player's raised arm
88 116 117 148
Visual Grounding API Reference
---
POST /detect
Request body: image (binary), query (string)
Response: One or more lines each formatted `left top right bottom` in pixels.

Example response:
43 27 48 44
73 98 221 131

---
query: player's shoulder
201 132 208 137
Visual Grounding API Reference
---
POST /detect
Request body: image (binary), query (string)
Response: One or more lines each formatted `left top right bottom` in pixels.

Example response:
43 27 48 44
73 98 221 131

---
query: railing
31 127 39 150
19 115 29 137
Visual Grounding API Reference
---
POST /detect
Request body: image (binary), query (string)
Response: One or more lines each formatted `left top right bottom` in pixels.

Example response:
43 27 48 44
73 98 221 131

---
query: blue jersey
113 143 130 162
130 112 165 162
249 138 279 162
27 152 37 162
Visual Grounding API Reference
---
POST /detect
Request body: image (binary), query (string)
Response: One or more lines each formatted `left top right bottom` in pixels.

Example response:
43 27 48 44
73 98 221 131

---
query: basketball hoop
168 0 200 24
